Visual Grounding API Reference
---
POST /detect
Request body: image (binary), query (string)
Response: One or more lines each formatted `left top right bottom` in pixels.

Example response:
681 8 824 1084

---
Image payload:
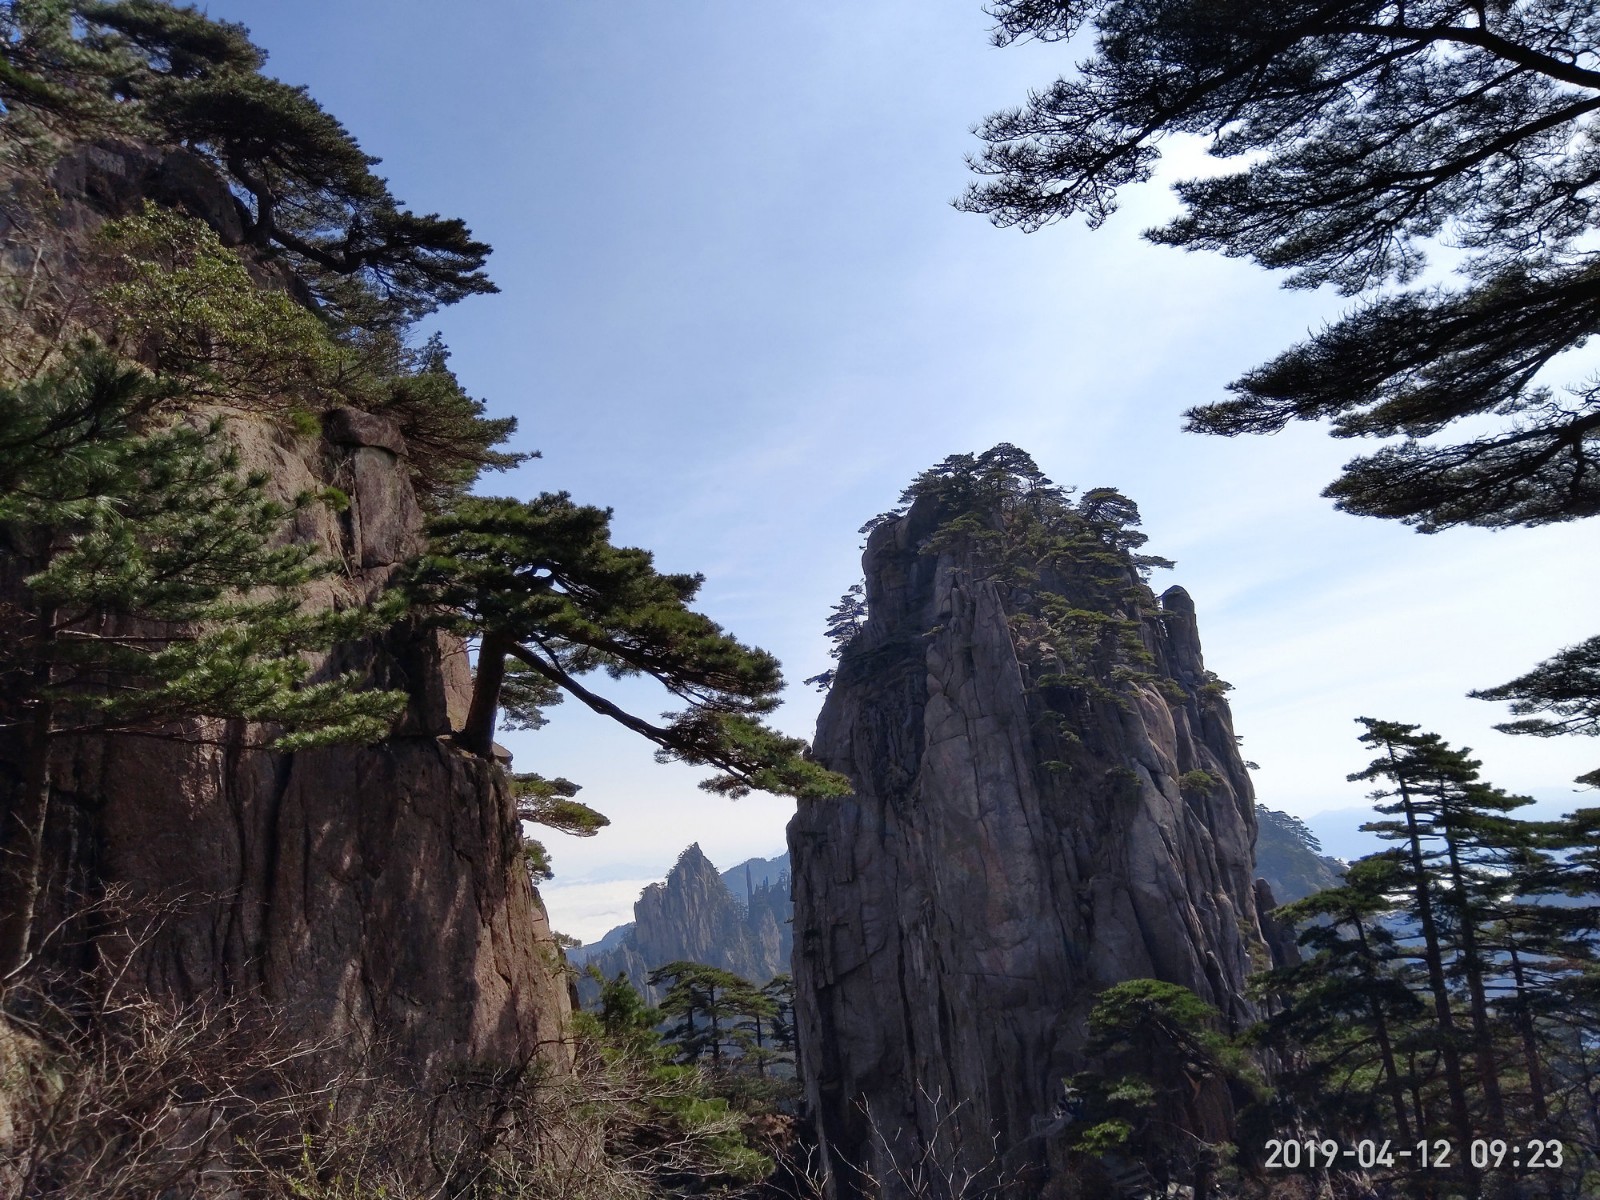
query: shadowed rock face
0 144 571 1084
12 407 572 1084
789 496 1271 1197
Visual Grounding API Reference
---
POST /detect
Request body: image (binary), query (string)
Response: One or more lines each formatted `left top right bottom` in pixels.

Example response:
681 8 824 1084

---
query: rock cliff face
1254 804 1345 904
575 844 791 1006
789 492 1273 1197
0 142 571 1084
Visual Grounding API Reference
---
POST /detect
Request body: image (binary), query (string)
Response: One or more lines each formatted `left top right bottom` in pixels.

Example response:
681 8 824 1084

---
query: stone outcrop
0 143 571 1085
14 398 572 1085
575 844 791 1006
789 493 1274 1197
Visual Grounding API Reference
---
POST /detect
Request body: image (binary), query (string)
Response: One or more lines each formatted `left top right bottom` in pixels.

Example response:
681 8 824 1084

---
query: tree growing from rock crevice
405 493 848 802
830 444 1179 715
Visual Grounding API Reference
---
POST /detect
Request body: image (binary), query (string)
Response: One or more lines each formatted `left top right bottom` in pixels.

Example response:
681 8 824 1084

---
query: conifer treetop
4 1 498 328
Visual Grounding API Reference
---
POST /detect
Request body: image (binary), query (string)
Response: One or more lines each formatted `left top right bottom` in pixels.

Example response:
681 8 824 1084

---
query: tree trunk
1394 778 1480 1198
1444 832 1506 1132
1506 944 1549 1123
459 629 512 757
1354 916 1414 1144
0 603 56 981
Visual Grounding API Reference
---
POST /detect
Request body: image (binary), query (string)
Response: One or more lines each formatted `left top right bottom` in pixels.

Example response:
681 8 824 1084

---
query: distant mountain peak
570 846 792 1005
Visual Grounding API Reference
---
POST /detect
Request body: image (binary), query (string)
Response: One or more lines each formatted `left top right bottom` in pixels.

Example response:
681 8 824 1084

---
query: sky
206 1 1600 941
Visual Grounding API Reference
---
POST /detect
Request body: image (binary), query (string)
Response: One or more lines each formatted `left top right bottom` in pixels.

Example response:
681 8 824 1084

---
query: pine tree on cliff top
827 445 1180 711
2 0 495 328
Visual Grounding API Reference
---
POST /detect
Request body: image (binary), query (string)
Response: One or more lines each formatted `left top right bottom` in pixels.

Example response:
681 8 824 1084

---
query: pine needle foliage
363 333 524 506
839 444 1177 710
1069 980 1254 1198
1471 635 1600 787
94 204 340 414
0 0 142 152
0 344 403 744
88 208 526 503
405 493 849 801
2 1 495 327
0 344 406 975
573 968 777 1189
5 4 521 496
962 0 1600 535
1250 719 1600 1197
67 1 493 326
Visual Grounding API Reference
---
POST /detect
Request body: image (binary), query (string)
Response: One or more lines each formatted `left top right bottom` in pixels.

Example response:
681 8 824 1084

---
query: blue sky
208 2 1600 940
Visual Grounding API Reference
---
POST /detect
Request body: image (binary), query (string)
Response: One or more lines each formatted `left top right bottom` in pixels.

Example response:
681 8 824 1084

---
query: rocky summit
790 483 1276 1197
573 844 792 1006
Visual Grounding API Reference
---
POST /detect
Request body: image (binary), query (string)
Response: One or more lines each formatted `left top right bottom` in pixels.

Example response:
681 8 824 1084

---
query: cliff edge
0 141 571 1085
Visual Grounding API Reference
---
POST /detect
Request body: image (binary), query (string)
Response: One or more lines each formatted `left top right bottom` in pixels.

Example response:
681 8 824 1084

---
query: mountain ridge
571 844 793 1006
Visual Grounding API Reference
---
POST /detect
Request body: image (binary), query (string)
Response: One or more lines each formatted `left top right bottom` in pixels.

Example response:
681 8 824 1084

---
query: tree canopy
405 493 848 802
961 1 1600 534
830 445 1182 711
1249 718 1600 1195
2 0 496 327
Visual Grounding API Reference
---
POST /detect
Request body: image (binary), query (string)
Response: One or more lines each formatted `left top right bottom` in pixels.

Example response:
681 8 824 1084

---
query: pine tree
0 0 141 143
1471 636 1600 788
647 962 769 1068
1256 853 1426 1148
0 345 406 977
728 981 780 1079
1351 720 1485 1190
841 445 1178 718
403 493 848 801
3 1 497 327
587 966 669 1064
91 206 529 505
1252 722 1600 1193
1480 837 1578 1128
760 973 798 1064
801 583 865 692
1070 980 1250 1199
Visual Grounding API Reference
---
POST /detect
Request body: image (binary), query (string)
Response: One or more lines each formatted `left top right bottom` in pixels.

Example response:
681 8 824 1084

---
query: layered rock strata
789 495 1273 1197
